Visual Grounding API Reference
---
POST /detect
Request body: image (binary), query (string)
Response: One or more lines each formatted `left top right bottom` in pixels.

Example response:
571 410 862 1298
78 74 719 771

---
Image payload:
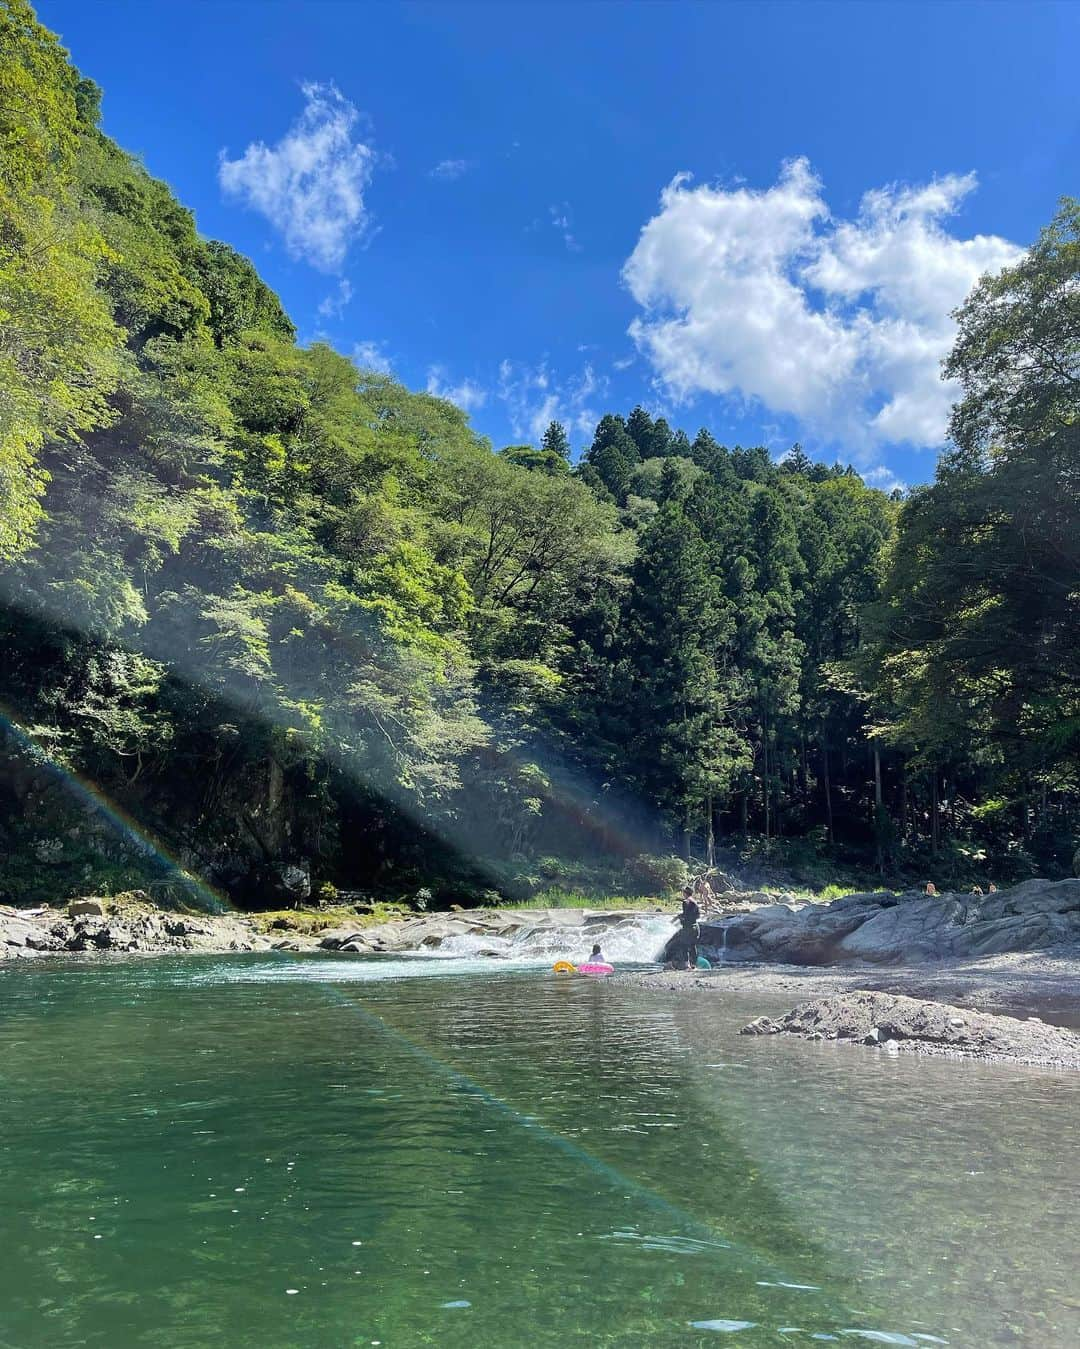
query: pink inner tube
577 962 614 976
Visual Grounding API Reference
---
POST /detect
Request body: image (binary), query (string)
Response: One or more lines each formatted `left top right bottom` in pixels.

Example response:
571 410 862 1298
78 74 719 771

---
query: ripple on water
597 1228 732 1255
690 1319 759 1333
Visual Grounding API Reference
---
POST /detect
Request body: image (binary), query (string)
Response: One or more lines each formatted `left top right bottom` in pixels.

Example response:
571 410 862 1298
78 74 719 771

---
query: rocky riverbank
705 876 1080 965
0 896 666 962
739 989 1080 1069
6 880 1080 1035
613 950 1080 1023
0 895 270 959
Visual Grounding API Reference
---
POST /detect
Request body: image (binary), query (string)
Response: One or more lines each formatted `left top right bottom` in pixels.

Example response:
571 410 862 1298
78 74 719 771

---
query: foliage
0 4 1076 906
624 853 690 896
865 199 1080 870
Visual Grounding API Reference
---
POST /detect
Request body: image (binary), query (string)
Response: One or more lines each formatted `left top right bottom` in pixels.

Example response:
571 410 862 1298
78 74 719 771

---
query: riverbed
2 952 1078 1346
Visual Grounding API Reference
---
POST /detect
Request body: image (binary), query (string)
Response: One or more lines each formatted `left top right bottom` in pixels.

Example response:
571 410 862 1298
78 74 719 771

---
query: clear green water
1 954 1078 1347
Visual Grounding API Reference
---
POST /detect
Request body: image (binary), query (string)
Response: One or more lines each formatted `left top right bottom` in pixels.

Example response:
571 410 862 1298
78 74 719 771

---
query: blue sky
41 0 1080 489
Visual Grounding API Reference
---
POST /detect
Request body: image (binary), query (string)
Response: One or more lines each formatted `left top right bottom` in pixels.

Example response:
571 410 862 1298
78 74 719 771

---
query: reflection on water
0 952 1077 1346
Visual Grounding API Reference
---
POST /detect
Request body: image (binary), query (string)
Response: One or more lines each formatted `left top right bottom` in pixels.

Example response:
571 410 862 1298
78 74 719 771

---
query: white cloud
426 364 488 412
352 340 393 375
549 203 582 253
863 465 908 494
317 277 353 319
430 158 468 181
497 360 607 445
623 159 1022 449
219 82 376 271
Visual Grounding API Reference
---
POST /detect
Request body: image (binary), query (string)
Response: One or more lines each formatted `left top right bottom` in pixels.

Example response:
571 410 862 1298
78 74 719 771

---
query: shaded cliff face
705 878 1080 966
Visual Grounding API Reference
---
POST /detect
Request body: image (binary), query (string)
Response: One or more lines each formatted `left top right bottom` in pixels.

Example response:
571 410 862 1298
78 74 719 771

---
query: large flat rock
708 878 1080 966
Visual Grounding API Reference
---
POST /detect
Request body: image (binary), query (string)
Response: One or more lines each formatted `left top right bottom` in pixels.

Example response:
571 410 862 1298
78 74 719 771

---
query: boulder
68 899 104 918
740 1015 781 1036
278 862 311 902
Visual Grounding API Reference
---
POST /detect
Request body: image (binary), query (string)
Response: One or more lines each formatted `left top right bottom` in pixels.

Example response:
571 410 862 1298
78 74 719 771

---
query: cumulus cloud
497 360 607 445
426 364 488 412
352 340 393 375
430 158 468 181
317 277 353 319
623 159 1022 449
219 82 376 271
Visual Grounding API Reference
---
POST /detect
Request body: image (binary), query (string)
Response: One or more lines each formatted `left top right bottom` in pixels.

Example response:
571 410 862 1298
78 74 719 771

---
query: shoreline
614 950 1080 1027
4 895 1080 1028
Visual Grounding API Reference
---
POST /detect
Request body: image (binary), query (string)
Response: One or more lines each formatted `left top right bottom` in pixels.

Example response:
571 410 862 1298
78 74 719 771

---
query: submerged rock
740 990 1080 1068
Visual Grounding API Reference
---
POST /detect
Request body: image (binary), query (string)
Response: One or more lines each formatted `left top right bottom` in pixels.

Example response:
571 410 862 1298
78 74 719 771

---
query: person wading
676 886 701 970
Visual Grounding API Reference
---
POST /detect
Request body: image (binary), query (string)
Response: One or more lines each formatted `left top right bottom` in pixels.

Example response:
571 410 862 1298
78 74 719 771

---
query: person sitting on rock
925 882 938 895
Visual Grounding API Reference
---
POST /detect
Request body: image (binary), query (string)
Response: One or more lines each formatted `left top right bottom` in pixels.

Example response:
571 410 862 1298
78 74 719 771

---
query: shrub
624 853 688 895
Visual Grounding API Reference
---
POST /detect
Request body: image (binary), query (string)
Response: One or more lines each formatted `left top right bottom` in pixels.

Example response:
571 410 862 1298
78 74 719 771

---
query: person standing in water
676 886 701 969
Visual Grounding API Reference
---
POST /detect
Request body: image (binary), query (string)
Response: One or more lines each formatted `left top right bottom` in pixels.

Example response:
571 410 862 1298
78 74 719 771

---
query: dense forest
1 0 1077 906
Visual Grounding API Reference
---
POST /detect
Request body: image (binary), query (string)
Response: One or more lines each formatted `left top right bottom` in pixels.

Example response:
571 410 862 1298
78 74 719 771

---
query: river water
1 950 1078 1347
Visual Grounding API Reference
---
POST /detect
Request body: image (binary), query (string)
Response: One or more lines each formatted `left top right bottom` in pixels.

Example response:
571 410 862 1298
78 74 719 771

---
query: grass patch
248 902 411 934
505 887 668 911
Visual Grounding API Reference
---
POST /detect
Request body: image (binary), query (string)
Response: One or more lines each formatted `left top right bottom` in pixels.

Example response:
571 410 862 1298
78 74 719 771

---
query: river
1 950 1078 1346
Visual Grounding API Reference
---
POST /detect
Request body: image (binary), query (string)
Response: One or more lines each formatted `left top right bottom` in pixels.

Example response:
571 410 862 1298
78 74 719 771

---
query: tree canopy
0 1 1075 904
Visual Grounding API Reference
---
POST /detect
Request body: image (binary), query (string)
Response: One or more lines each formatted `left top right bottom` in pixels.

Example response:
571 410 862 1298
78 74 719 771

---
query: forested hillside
1 0 1076 906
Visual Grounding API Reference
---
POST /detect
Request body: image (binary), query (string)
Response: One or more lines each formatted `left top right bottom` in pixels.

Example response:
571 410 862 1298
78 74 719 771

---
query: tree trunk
265 755 287 855
705 792 715 868
931 770 940 858
900 764 909 844
822 744 833 846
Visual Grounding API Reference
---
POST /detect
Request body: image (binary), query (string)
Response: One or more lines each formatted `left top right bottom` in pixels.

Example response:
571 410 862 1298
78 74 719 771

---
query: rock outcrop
314 906 656 956
1 895 270 959
740 990 1080 1068
2 900 664 964
706 878 1080 966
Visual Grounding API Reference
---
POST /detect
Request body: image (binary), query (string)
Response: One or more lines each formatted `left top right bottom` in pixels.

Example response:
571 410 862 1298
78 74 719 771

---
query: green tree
870 200 1080 864
540 419 571 460
0 0 122 557
583 413 639 503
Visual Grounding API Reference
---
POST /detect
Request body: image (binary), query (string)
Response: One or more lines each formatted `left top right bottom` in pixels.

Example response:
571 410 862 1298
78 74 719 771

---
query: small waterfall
429 912 672 965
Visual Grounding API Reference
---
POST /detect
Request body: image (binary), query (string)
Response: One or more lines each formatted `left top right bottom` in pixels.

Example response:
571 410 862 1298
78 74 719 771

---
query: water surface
1 952 1077 1346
